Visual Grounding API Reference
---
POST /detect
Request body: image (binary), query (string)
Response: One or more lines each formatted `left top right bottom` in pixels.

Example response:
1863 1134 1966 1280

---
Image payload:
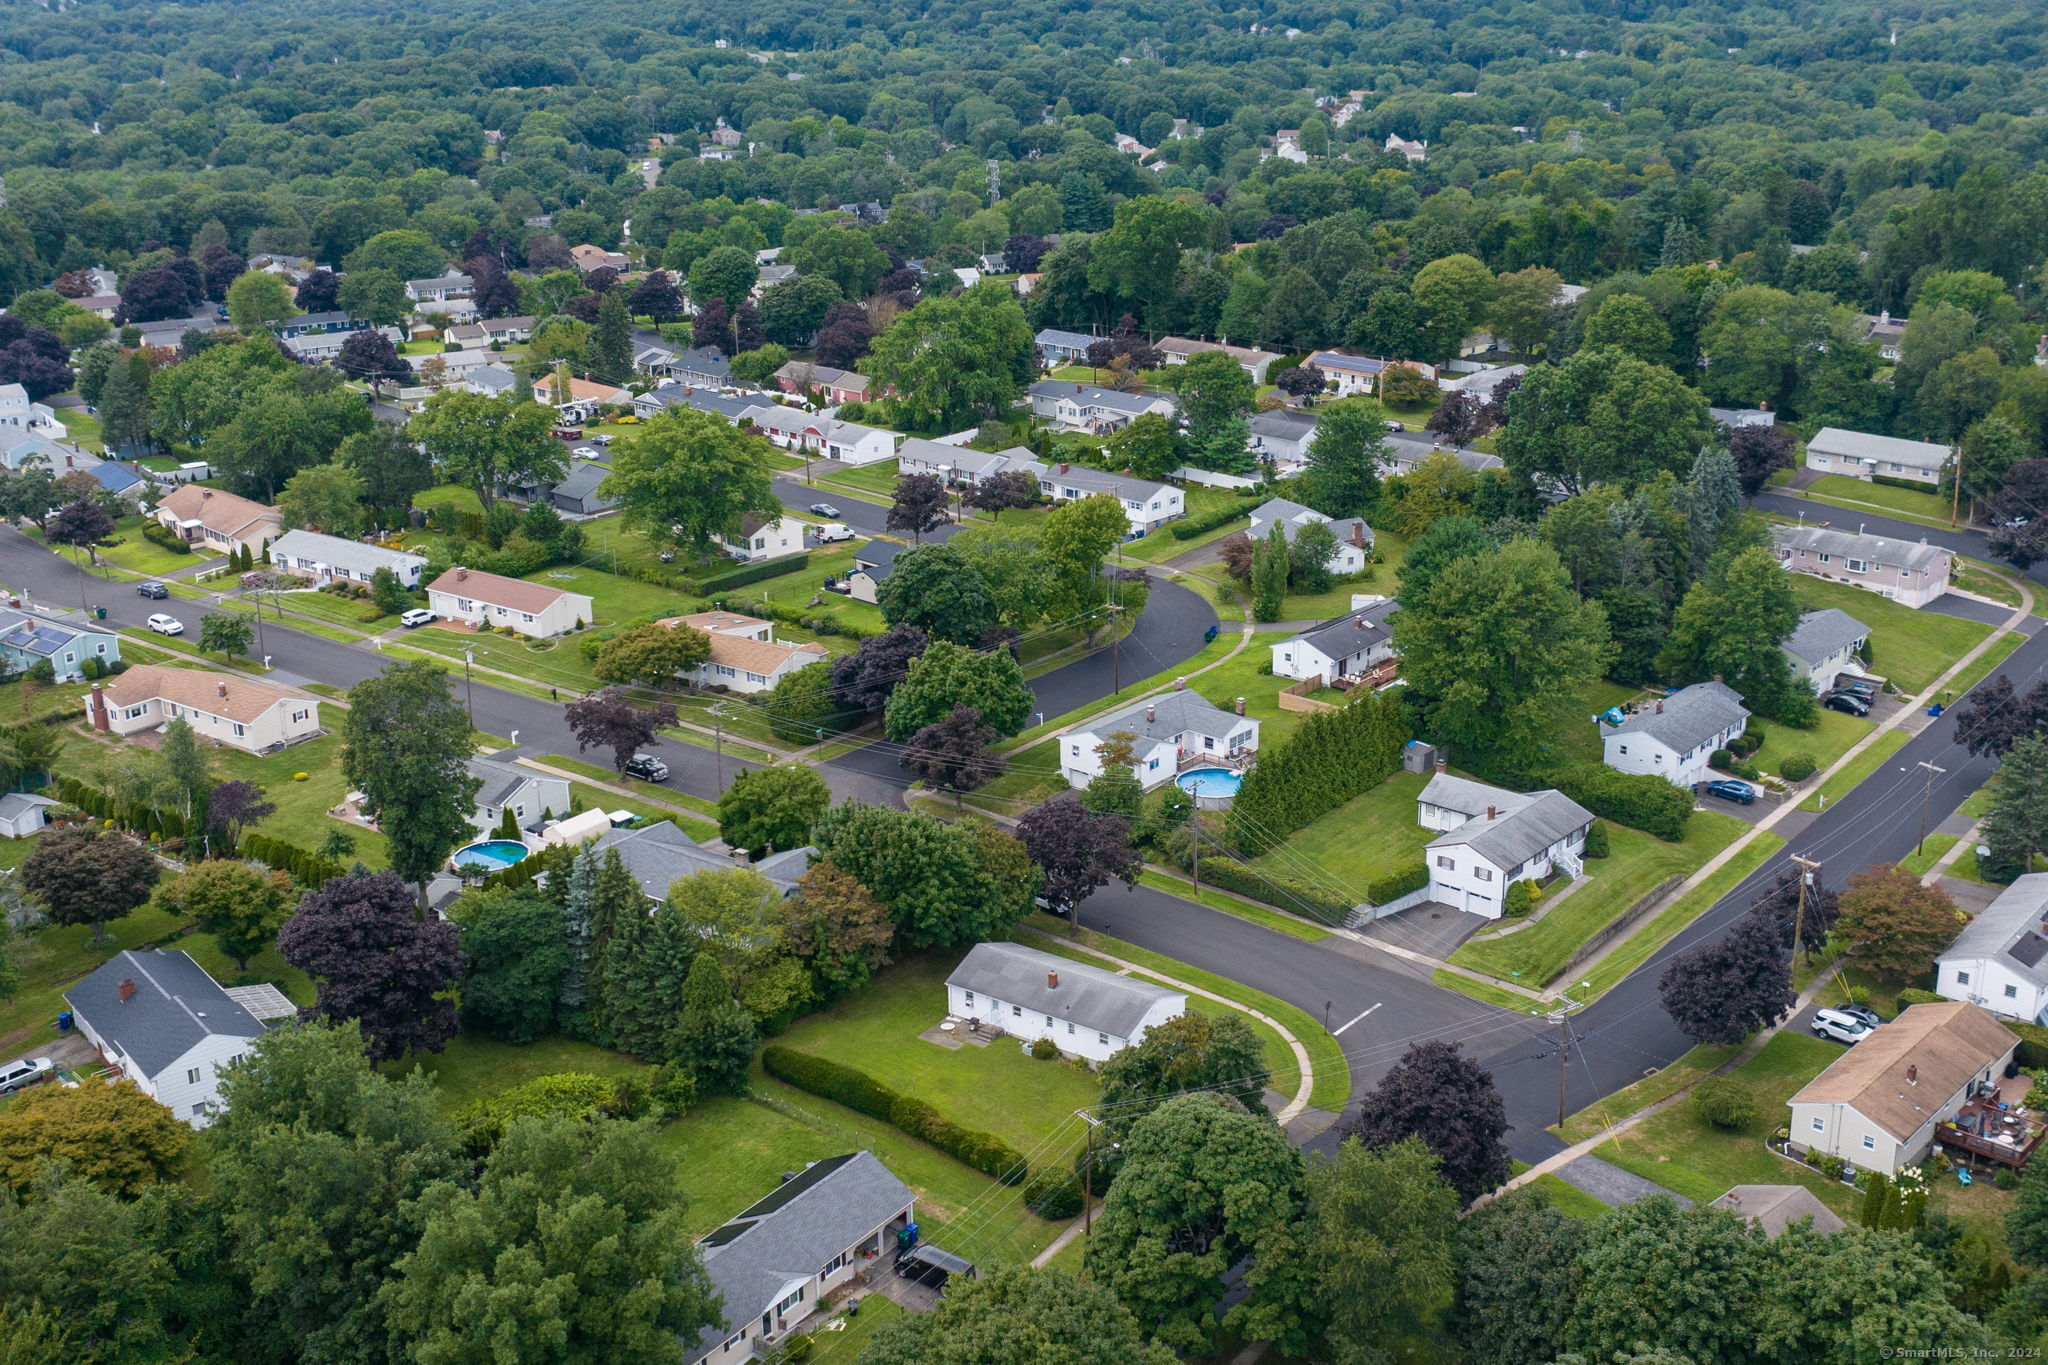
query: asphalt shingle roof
1770 523 1952 575
1781 608 1869 672
64 949 265 1078
271 529 425 581
1943 874 2048 987
1074 690 1246 746
1289 601 1399 661
591 820 812 901
1421 774 1593 871
947 941 1182 1038
1607 680 1750 754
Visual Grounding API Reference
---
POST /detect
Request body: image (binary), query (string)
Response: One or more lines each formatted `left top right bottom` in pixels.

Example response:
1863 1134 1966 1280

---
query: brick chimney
1435 757 1447 772
201 488 212 500
1907 1064 1918 1086
1655 700 1664 713
1713 673 1723 684
1058 462 1070 474
1047 970 1058 989
1354 615 1365 629
117 978 136 1002
1486 806 1497 820
1235 696 1246 716
455 566 468 581
1145 702 1156 723
88 682 108 732
216 682 227 698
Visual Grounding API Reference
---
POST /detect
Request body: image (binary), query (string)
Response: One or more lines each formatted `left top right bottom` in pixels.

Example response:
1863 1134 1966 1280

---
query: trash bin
1202 624 1218 643
1927 703 1945 718
55 1011 72 1032
94 607 106 620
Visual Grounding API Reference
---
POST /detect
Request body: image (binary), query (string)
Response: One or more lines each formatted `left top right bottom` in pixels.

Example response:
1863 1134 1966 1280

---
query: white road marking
1331 1003 1382 1036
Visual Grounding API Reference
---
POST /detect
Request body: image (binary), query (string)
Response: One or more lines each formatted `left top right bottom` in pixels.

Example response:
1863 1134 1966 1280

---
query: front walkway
1552 1154 1692 1208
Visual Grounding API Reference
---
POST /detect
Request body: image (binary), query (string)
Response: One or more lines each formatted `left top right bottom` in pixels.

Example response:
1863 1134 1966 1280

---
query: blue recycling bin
1202 624 1218 643
55 1011 72 1032
1927 702 1945 718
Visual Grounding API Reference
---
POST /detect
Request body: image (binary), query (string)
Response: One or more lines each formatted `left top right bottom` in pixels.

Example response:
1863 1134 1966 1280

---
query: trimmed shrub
455 1072 618 1153
2004 1019 2048 1070
1897 988 1945 1008
1193 856 1351 923
1730 729 1764 759
1227 692 1408 853
1551 762 1693 841
1030 1036 1059 1060
1779 751 1818 782
1583 821 1610 858
1366 863 1429 905
1168 499 1253 540
1503 879 1533 918
1022 1165 1084 1219
696 551 811 594
761 1047 1029 1185
1689 1076 1757 1130
1710 748 1734 770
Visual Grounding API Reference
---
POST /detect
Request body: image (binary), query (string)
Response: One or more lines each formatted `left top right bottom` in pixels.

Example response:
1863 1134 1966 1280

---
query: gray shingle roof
1806 426 1948 469
591 819 811 900
1024 458 1172 504
690 1152 916 1363
1025 381 1167 418
1942 874 2048 987
1607 681 1750 753
1781 608 1868 672
1249 498 1373 551
1421 774 1593 871
1249 409 1318 441
1034 328 1096 352
852 539 902 579
1075 690 1246 746
64 949 265 1078
466 754 543 809
1770 523 1952 575
1289 601 1398 661
271 530 425 582
0 792 54 821
550 463 615 506
467 364 516 394
647 388 756 422
947 941 1182 1038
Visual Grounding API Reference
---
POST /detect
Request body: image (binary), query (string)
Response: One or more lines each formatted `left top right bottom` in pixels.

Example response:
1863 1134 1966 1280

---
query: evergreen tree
1251 521 1289 621
588 292 633 386
96 362 152 455
557 845 600 1032
1860 1171 1889 1228
1981 734 2048 882
672 952 757 1094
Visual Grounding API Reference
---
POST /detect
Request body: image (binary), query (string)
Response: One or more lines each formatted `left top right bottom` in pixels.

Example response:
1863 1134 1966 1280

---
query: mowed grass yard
209 730 393 869
1786 573 1991 696
1448 810 1750 987
1805 474 1954 525
1249 769 1434 903
1747 706 1872 781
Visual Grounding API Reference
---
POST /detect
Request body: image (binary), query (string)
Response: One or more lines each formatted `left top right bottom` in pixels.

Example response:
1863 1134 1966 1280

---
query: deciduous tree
407 390 564 511
452 888 569 1044
1290 1138 1459 1364
1339 1039 1509 1204
859 1267 1172 1365
886 471 953 543
278 461 367 535
601 407 778 554
591 622 709 688
1834 864 1964 979
335 327 403 395
225 270 296 331
1300 396 1390 518
827 622 927 714
782 859 894 999
901 702 1008 803
0 1081 191 1197
717 763 831 857
877 542 995 643
21 826 159 943
340 660 480 904
864 283 1036 431
279 870 466 1060
1454 1191 1589 1364
1658 910 1794 1046
1016 791 1140 916
963 467 1042 520
1498 347 1716 494
811 802 1039 947
1727 423 1798 498
198 612 254 659
883 640 1033 740
157 859 291 971
565 687 680 775
1658 546 1814 726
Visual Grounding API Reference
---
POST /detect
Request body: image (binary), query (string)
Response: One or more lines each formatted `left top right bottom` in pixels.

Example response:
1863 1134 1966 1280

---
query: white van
811 522 856 543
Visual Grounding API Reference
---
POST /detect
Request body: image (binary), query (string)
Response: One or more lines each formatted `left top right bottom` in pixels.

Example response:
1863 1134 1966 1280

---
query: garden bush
1551 762 1693 841
1366 863 1429 905
1779 751 1818 782
1168 499 1253 540
1022 1165 1084 1219
1192 856 1352 924
696 551 810 594
1583 821 1610 858
454 1072 618 1153
1897 988 1945 1008
1710 748 1734 770
1226 692 1408 853
1030 1036 1059 1060
1730 729 1764 759
1503 879 1533 918
1689 1076 1757 1130
2003 1018 2048 1069
761 1046 1029 1185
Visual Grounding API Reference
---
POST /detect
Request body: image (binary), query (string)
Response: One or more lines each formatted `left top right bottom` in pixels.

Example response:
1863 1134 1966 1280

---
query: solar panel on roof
2011 933 2048 969
730 1153 856 1219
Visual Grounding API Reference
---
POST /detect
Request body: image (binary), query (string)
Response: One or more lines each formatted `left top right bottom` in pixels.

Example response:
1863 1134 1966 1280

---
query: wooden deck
1937 1093 2045 1168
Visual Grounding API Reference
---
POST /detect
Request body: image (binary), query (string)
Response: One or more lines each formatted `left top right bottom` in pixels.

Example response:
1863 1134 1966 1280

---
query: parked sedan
1812 1008 1873 1045
136 581 168 599
808 502 841 518
1704 778 1756 805
1824 692 1871 717
1835 1003 1883 1029
145 613 183 635
572 446 602 460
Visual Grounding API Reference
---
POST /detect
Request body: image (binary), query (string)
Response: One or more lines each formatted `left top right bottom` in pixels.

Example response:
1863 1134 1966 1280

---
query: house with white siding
1937 875 2048 1023
1247 498 1372 575
1270 601 1398 684
1418 772 1593 919
1024 382 1174 435
1026 460 1183 536
662 610 827 694
1306 352 1438 398
425 567 593 638
1247 409 1318 472
1601 680 1750 790
466 754 572 835
1804 427 1948 486
269 529 427 588
946 941 1187 1063
89 666 323 754
1780 608 1870 694
713 513 803 563
1059 691 1258 791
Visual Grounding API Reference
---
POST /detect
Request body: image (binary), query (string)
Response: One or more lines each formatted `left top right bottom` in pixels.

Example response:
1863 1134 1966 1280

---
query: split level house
1059 691 1259 791
945 941 1188 1063
425 567 594 639
466 754 572 836
1601 680 1751 790
1033 328 1096 368
1418 772 1594 919
89 666 322 755
662 610 827 694
0 608 120 682
1024 381 1175 435
1028 460 1184 537
1270 600 1399 686
1246 409 1318 473
64 949 294 1128
1247 497 1372 575
1937 874 2048 1024
713 513 804 564
741 405 898 466
1780 608 1870 694
1788 1001 2021 1176
153 485 281 556
1771 523 1954 610
269 529 428 589
1803 426 1949 487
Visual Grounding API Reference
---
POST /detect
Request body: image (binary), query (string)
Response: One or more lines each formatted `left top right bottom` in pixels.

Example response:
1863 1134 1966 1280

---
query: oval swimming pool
1176 767 1242 807
452 839 532 871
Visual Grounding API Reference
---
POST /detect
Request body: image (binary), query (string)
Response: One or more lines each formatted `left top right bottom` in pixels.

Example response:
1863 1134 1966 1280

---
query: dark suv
136 581 168 599
624 753 669 783
1705 778 1756 805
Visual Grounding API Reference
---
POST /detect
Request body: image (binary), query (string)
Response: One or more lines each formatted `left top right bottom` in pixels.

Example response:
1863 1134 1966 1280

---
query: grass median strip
1551 1041 1740 1144
1429 969 1545 1014
1799 729 1909 812
1576 831 1785 998
1135 868 1332 942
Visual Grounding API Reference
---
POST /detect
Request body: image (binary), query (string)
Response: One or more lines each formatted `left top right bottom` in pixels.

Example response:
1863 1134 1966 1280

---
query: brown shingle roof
156 484 279 538
706 634 826 676
1790 1002 2018 1141
427 567 574 614
673 610 770 634
102 664 318 725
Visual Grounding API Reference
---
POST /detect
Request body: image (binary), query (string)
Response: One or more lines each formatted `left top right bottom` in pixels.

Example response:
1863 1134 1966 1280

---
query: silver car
1812 1008 1873 1045
0 1055 54 1093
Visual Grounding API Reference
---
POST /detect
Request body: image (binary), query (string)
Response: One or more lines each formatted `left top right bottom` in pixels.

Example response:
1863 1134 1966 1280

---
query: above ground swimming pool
451 839 532 870
1176 766 1242 807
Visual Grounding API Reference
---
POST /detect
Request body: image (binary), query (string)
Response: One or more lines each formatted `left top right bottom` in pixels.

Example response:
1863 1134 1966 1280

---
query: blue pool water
452 839 532 870
1176 767 1242 797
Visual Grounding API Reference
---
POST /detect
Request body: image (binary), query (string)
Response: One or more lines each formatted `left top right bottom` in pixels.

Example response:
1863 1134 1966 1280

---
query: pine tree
583 849 651 1049
1902 1187 1927 1229
672 953 757 1095
1880 1182 1905 1231
97 362 152 456
494 805 521 840
557 845 599 1028
1660 220 1698 268
1981 734 2048 882
1861 1171 1889 1228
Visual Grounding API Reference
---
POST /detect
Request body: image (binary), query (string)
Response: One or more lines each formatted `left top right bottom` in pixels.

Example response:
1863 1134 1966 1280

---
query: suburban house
1418 772 1594 919
464 365 517 398
405 272 472 304
772 362 872 406
466 754 572 835
1034 328 1096 367
283 325 403 361
478 315 537 346
570 244 632 273
740 405 899 466
1862 311 1908 362
638 387 758 424
1270 601 1400 685
89 666 323 754
0 382 59 430
269 529 428 588
1379 440 1505 478
1026 460 1184 536
0 608 120 682
1710 406 1776 431
1059 691 1259 791
946 941 1188 1063
1024 381 1175 435
1708 1186 1846 1237
531 375 630 424
1771 523 1955 610
0 792 55 838
1385 133 1428 162
663 610 828 694
1156 337 1283 382
1936 874 2048 1023
1247 409 1318 472
754 263 798 295
1306 352 1437 398
64 949 281 1129
406 348 494 384
443 323 490 350
1780 608 1870 694
276 310 379 340
1787 1001 2022 1176
1803 427 1949 486
670 346 735 388
548 463 618 517
1247 497 1373 575
842 541 902 605
688 1153 916 1365
894 438 1025 487
633 346 676 378
714 513 803 563
590 818 813 901
1601 680 1751 789
425 567 593 638
153 485 282 555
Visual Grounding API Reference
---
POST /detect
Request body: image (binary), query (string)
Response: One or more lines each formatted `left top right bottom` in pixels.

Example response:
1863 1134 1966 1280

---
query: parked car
1824 693 1871 716
573 446 601 460
1383 419 1406 432
624 753 670 782
136 581 168 599
0 1055 54 1094
1705 778 1757 805
809 502 841 517
1832 680 1877 699
145 613 183 635
399 608 436 628
1835 1004 1883 1029
551 426 582 440
590 433 613 445
810 521 855 543
1812 1008 1873 1044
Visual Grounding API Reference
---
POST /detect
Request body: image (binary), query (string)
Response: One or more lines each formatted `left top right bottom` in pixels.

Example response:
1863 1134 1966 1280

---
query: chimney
1486 805 1497 820
1727 1192 1741 1207
1907 1064 1918 1086
1354 615 1365 629
216 682 227 698
117 978 136 1002
455 566 468 581
1713 674 1723 684
1655 700 1664 713
201 489 212 500
1235 696 1246 716
1435 757 1447 772
88 682 108 732
1059 462 1070 474
1145 703 1156 723
1047 970 1059 989
1879 309 1890 326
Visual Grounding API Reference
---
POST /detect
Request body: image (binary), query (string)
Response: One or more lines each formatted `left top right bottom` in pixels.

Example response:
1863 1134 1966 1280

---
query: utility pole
712 703 726 794
1950 443 1963 528
462 649 475 727
1076 1109 1103 1234
1187 781 1202 900
1549 997 1582 1129
1789 854 1821 966
1916 761 1948 855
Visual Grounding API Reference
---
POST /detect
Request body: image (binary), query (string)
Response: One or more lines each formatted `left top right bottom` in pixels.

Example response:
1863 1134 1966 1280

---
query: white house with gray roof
1771 523 1954 609
1059 690 1258 790
64 949 274 1127
1602 680 1751 789
589 819 813 902
270 529 428 589
1781 607 1870 693
1024 459 1183 535
895 437 1024 487
946 941 1186 1062
1033 328 1097 367
1025 381 1175 435
1248 497 1372 575
465 755 571 836
1271 600 1399 684
1804 426 1948 486
690 1152 916 1364
1937 874 2048 1023
1418 773 1594 918
1247 408 1318 472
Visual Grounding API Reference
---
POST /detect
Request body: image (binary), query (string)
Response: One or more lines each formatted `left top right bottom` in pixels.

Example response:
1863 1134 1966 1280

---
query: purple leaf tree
277 868 467 1061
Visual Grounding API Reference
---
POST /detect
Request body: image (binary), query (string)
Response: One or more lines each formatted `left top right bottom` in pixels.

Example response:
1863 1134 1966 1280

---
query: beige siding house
425 567 593 638
662 610 827 694
153 485 282 555
89 665 323 754
1770 524 1954 610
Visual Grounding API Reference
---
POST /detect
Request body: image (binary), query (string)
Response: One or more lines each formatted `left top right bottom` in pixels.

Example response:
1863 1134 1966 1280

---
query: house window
1067 1022 1075 1034
1098 1032 1109 1045
1862 1135 1876 1151
1070 745 1080 757
1011 1005 1022 1017
963 991 974 1007
1476 868 1493 882
2007 984 2020 999
1436 855 1454 870
495 605 507 615
191 1103 209 1117
232 723 245 738
94 643 105 655
1847 558 1868 573
1619 745 1628 754
1956 970 1970 985
1818 553 1831 564
186 1068 201 1084
521 612 534 623
1046 1015 1054 1027
1811 1117 1825 1132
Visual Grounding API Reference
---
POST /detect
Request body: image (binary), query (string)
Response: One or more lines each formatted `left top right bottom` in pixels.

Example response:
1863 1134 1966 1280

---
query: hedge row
1367 863 1429 904
240 832 345 888
1168 496 1257 540
717 591 874 639
56 775 200 842
1192 855 1351 924
1227 691 1408 854
761 1046 1029 1186
1550 762 1694 842
696 551 810 594
2004 1018 2048 1070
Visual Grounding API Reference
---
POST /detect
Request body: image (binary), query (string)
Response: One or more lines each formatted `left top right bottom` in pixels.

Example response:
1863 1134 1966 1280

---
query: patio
1937 1091 2045 1169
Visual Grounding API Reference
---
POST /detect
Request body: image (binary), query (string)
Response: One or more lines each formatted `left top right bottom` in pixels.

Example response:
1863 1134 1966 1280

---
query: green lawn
401 1034 652 1114
1953 560 2022 608
400 623 606 694
968 737 1070 810
1532 1173 1615 1219
412 484 485 515
1803 474 1956 527
1450 812 1749 988
810 460 903 501
1595 1031 1852 1212
270 588 394 634
1786 574 1992 696
777 953 1099 1154
1124 512 1249 565
1553 1042 1741 1143
1943 630 2027 705
1577 831 1785 997
94 517 211 578
1798 729 1909 812
1118 486 1258 565
53 407 104 452
1249 770 1435 902
1429 969 1545 1014
1747 707 1871 781
1183 645 1312 748
720 543 884 639
208 730 393 869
